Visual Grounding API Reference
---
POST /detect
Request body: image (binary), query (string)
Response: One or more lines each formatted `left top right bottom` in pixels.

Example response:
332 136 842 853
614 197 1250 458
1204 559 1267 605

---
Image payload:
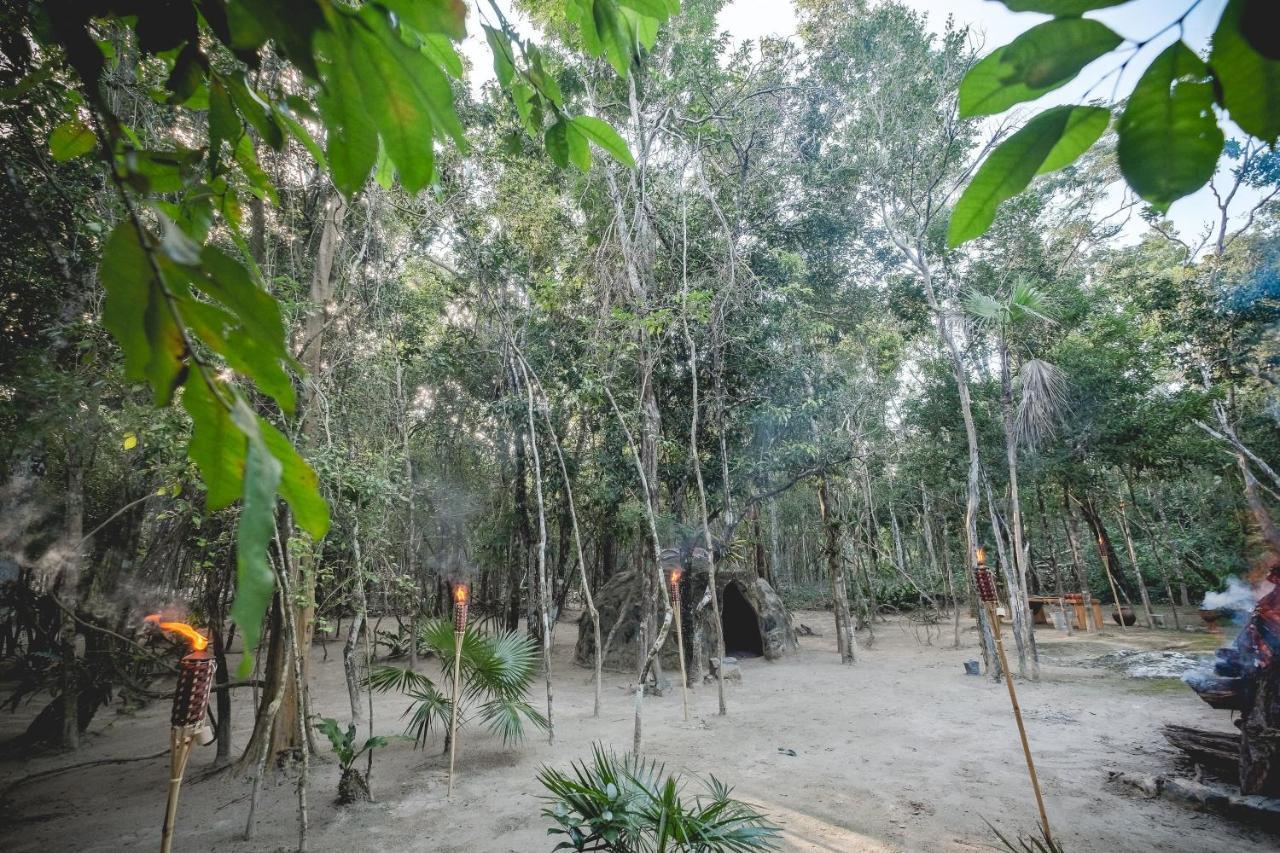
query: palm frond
461 627 540 701
402 683 452 749
540 745 779 852
365 664 437 695
964 289 1006 325
984 818 1066 853
476 695 549 746
1015 358 1068 448
1009 279 1056 325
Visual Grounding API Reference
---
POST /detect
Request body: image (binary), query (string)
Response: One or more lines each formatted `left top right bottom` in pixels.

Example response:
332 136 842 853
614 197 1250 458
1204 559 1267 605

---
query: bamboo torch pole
975 549 1053 846
146 616 214 853
447 582 469 798
667 567 689 721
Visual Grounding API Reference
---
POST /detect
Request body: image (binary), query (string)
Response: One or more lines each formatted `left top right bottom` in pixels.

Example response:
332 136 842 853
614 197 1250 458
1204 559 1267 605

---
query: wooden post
975 551 1053 846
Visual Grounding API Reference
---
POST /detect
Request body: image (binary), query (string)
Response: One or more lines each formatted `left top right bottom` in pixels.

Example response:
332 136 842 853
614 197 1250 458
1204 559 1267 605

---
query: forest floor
2 607 1277 852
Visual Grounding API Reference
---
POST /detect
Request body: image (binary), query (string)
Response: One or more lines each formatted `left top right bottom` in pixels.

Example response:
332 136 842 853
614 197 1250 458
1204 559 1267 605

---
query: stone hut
575 546 798 681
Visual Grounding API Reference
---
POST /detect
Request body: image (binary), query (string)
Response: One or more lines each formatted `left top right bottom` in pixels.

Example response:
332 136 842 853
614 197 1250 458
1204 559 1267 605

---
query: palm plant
366 618 547 749
540 745 780 852
966 280 1065 679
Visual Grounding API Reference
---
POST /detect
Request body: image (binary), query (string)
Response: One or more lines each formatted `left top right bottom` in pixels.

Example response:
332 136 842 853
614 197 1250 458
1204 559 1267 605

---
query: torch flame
975 547 986 564
144 614 208 651
453 584 469 604
669 569 682 584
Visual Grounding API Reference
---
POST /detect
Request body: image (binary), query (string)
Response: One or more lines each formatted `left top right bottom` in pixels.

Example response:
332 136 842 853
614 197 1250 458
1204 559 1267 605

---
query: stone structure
575 547 798 680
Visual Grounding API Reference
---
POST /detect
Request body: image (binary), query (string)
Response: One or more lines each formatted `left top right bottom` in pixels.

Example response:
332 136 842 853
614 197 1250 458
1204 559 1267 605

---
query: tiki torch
666 566 689 721
974 551 1053 845
145 615 215 853
447 582 469 798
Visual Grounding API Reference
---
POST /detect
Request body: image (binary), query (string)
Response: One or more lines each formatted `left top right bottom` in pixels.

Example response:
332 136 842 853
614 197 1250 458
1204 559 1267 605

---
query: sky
462 0 1260 245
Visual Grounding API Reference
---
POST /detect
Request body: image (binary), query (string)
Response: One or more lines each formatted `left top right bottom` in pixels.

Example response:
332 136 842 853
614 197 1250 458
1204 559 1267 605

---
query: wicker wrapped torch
145 616 215 853
447 582 469 797
974 550 1053 844
665 565 689 721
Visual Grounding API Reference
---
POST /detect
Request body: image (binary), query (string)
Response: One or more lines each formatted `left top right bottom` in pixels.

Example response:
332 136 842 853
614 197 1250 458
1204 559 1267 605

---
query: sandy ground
2 609 1276 852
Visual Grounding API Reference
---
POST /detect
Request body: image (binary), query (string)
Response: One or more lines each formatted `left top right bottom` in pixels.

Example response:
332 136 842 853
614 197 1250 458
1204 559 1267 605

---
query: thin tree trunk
519 361 555 744
1060 487 1096 630
1000 344 1039 678
1116 499 1156 628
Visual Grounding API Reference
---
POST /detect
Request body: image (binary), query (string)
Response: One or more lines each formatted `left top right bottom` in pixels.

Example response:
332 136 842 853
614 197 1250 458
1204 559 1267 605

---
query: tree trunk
817 477 856 664
1116 500 1157 628
1000 343 1039 678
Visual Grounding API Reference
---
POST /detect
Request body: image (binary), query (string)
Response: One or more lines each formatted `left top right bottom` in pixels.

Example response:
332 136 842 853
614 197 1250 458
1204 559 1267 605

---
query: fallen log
1108 771 1280 831
1161 724 1239 784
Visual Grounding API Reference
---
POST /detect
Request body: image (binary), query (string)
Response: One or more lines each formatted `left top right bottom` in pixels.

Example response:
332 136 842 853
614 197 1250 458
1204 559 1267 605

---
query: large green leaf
1118 41 1223 210
351 22 435 193
181 374 246 511
100 221 187 405
316 25 378 195
228 401 283 677
571 115 635 167
1210 0 1280 144
379 0 467 40
100 222 154 381
959 18 1121 117
949 105 1110 246
996 1 1127 11
545 119 570 169
259 416 329 539
49 119 96 160
361 8 465 146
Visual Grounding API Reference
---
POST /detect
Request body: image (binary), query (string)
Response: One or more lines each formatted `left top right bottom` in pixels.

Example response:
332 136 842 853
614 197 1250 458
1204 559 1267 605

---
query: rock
576 567 797 673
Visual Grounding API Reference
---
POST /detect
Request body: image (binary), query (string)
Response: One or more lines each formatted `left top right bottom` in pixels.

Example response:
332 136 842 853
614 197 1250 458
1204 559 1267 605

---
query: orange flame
975 547 986 565
144 614 208 651
669 569 682 584
453 584 469 604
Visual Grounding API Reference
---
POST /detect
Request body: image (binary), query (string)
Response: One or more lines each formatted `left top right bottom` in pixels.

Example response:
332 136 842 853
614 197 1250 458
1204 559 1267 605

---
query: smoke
1201 575 1267 616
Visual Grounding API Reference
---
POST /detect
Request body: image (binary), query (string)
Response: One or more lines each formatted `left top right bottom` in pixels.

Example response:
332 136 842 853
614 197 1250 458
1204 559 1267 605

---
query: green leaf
351 24 435 193
100 221 188 404
570 115 635 167
182 374 246 511
483 25 515 88
49 119 97 161
379 0 467 40
1118 41 1223 210
996 1 1126 11
100 222 153 379
225 71 284 151
316 25 378 196
949 105 1110 246
278 107 326 166
259 415 329 539
228 401 283 677
511 82 537 136
208 78 240 162
1210 0 1280 144
959 18 1121 117
566 122 591 171
545 120 570 168
420 33 464 80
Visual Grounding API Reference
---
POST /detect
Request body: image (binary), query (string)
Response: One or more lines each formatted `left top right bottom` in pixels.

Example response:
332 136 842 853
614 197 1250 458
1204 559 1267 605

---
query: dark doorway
721 582 763 657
